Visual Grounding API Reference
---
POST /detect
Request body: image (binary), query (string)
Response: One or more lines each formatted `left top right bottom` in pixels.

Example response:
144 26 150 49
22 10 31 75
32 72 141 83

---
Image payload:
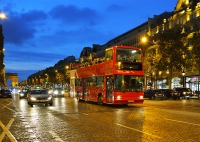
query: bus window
116 48 142 62
88 77 96 87
75 78 82 86
97 76 104 87
105 49 113 61
114 75 143 91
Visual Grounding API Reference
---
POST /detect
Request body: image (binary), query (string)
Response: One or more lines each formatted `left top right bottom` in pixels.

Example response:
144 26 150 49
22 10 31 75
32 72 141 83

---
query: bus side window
100 82 104 87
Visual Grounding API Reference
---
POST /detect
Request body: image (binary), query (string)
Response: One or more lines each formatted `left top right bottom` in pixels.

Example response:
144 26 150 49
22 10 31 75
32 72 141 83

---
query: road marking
3 106 17 113
82 113 89 115
115 123 161 139
0 118 17 142
165 118 200 126
49 131 64 142
2 101 12 109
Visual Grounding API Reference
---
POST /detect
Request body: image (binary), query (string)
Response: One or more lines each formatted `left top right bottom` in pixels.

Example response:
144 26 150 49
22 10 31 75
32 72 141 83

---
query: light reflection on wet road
2 94 200 142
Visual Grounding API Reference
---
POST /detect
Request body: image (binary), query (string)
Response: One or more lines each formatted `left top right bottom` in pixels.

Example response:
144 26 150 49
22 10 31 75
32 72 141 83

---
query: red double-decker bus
70 45 144 105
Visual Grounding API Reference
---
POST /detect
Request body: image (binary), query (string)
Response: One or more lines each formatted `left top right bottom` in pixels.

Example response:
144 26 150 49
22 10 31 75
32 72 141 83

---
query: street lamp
0 13 6 19
182 70 185 76
141 37 147 43
182 70 185 87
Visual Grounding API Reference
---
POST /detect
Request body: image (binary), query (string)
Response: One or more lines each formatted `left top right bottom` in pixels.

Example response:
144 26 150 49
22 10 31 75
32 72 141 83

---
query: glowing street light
182 70 185 76
141 37 147 43
0 13 6 19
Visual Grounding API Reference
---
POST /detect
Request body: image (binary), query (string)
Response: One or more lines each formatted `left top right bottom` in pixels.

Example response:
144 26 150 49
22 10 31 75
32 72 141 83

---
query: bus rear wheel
98 96 103 105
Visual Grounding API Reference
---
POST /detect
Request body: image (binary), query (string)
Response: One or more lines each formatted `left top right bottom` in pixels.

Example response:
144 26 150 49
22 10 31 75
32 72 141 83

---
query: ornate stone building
96 0 200 91
0 25 5 87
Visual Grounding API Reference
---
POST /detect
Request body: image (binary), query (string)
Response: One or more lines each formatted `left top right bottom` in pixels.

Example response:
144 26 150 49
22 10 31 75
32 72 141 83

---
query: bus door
106 76 113 101
83 78 87 99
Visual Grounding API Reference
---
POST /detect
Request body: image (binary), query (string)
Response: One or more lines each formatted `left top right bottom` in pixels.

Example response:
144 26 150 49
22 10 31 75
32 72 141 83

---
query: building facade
0 25 5 87
96 0 200 92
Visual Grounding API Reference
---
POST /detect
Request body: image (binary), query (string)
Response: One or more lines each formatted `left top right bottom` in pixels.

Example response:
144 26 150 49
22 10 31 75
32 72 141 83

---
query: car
153 89 165 100
174 87 193 100
144 90 155 100
144 89 165 100
0 89 12 98
52 88 65 97
171 90 180 100
27 89 53 107
47 88 53 95
159 89 173 99
19 88 30 99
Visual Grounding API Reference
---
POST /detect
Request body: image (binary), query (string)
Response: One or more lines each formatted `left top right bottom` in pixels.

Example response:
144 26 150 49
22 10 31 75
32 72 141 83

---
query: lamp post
182 70 185 87
166 69 169 89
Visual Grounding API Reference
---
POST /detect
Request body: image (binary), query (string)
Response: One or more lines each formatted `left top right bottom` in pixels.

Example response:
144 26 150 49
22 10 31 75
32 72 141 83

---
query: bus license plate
128 100 134 102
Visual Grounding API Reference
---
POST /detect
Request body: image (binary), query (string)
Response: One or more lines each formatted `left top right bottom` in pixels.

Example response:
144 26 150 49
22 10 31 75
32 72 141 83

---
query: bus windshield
114 75 143 92
116 48 141 62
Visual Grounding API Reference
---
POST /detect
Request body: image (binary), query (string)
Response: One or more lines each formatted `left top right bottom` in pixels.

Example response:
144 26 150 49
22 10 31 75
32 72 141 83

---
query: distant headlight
61 91 64 94
54 90 58 94
20 93 24 96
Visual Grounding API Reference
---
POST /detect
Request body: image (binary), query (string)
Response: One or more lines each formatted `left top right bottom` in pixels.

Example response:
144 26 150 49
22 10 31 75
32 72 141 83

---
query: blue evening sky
0 0 177 82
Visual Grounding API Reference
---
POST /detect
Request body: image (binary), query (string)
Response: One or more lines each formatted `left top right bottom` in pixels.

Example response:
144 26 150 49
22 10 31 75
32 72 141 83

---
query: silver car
52 88 65 97
27 89 53 107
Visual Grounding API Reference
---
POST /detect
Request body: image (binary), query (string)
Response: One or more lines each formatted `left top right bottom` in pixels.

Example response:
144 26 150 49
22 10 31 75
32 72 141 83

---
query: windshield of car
31 90 47 94
154 90 162 93
3 90 11 93
54 88 62 90
22 89 29 92
176 88 192 92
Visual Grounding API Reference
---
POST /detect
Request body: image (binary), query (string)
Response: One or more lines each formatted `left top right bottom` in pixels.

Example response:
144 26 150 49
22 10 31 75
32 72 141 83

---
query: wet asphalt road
0 93 200 142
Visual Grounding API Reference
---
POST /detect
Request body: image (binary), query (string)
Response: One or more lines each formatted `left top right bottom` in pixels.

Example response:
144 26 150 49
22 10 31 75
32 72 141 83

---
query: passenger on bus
117 55 122 60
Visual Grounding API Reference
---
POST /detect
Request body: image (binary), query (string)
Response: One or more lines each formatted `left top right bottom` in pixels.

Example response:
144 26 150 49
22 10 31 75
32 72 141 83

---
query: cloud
5 49 66 63
106 4 125 13
2 9 48 45
48 5 102 26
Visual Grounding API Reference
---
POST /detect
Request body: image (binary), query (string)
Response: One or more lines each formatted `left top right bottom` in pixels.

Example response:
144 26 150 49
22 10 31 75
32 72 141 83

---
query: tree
154 27 188 88
190 32 200 95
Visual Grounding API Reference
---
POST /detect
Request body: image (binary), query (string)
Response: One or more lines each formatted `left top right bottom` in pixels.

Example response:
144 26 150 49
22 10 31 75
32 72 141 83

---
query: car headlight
54 90 58 94
47 96 52 100
30 97 36 101
20 93 24 96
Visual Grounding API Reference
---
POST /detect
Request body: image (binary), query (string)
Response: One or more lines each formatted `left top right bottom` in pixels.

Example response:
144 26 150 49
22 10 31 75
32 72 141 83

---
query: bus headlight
115 95 122 100
139 96 144 99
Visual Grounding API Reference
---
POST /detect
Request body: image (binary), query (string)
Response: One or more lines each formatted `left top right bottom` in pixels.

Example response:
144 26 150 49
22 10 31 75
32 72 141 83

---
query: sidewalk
190 95 199 99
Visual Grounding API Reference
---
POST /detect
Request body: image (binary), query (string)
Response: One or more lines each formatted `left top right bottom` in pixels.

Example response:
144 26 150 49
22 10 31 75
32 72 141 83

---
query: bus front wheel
77 92 81 102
